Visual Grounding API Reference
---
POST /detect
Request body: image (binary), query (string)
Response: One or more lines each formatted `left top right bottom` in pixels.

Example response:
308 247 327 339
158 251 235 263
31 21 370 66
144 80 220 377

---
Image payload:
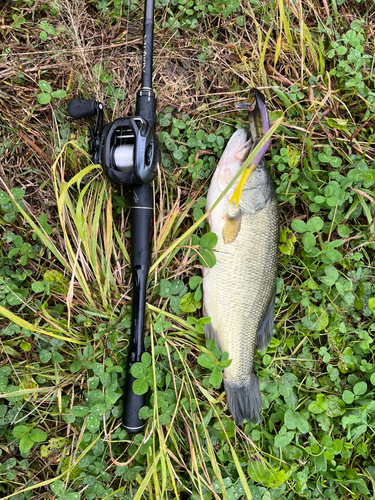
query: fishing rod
67 0 160 433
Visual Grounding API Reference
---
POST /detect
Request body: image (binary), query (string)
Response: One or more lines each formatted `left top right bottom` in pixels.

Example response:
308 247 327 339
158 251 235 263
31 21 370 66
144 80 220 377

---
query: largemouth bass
202 97 279 424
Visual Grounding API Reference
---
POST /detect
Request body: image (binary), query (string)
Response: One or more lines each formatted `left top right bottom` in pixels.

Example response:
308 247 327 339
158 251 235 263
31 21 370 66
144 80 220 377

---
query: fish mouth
228 90 271 208
238 131 253 159
236 89 270 150
225 128 252 162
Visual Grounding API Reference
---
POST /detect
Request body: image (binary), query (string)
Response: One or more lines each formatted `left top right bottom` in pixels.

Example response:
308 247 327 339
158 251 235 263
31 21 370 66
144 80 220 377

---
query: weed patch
1 0 375 499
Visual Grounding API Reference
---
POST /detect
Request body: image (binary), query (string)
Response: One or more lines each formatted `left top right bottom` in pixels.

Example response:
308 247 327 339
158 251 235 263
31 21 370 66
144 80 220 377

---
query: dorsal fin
256 291 275 351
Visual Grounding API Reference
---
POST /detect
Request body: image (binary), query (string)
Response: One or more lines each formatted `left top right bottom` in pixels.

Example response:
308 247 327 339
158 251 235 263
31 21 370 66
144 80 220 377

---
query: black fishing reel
68 94 161 185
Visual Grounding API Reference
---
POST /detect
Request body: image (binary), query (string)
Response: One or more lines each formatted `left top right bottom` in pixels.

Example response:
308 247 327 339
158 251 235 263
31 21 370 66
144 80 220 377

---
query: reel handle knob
68 99 98 119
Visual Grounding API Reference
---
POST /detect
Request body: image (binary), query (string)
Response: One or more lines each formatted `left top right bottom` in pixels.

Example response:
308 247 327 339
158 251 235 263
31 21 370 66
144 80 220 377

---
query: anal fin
204 321 221 350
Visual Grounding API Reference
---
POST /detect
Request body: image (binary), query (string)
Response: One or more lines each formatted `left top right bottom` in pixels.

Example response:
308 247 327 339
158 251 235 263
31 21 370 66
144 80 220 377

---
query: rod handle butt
122 372 146 433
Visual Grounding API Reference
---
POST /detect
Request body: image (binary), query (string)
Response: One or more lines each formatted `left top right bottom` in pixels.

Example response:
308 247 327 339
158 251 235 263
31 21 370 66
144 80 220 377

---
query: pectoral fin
256 291 276 351
222 210 242 244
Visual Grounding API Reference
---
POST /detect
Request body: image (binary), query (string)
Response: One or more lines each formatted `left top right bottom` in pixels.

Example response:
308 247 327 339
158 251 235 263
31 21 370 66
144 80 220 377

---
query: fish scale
203 127 279 424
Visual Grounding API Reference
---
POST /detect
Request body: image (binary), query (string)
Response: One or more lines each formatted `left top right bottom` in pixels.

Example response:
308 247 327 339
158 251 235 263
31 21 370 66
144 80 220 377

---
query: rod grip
122 371 146 433
122 184 153 434
131 184 153 267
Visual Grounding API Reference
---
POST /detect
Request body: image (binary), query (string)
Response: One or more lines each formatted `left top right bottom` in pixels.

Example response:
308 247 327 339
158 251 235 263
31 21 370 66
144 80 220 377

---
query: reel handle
68 98 98 119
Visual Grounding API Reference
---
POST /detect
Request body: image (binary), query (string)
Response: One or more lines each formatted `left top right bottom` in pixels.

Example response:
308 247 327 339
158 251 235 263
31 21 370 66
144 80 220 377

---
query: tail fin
224 373 262 425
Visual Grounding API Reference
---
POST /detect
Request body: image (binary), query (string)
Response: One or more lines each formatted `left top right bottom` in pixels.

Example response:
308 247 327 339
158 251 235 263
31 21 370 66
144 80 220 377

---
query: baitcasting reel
68 94 161 186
